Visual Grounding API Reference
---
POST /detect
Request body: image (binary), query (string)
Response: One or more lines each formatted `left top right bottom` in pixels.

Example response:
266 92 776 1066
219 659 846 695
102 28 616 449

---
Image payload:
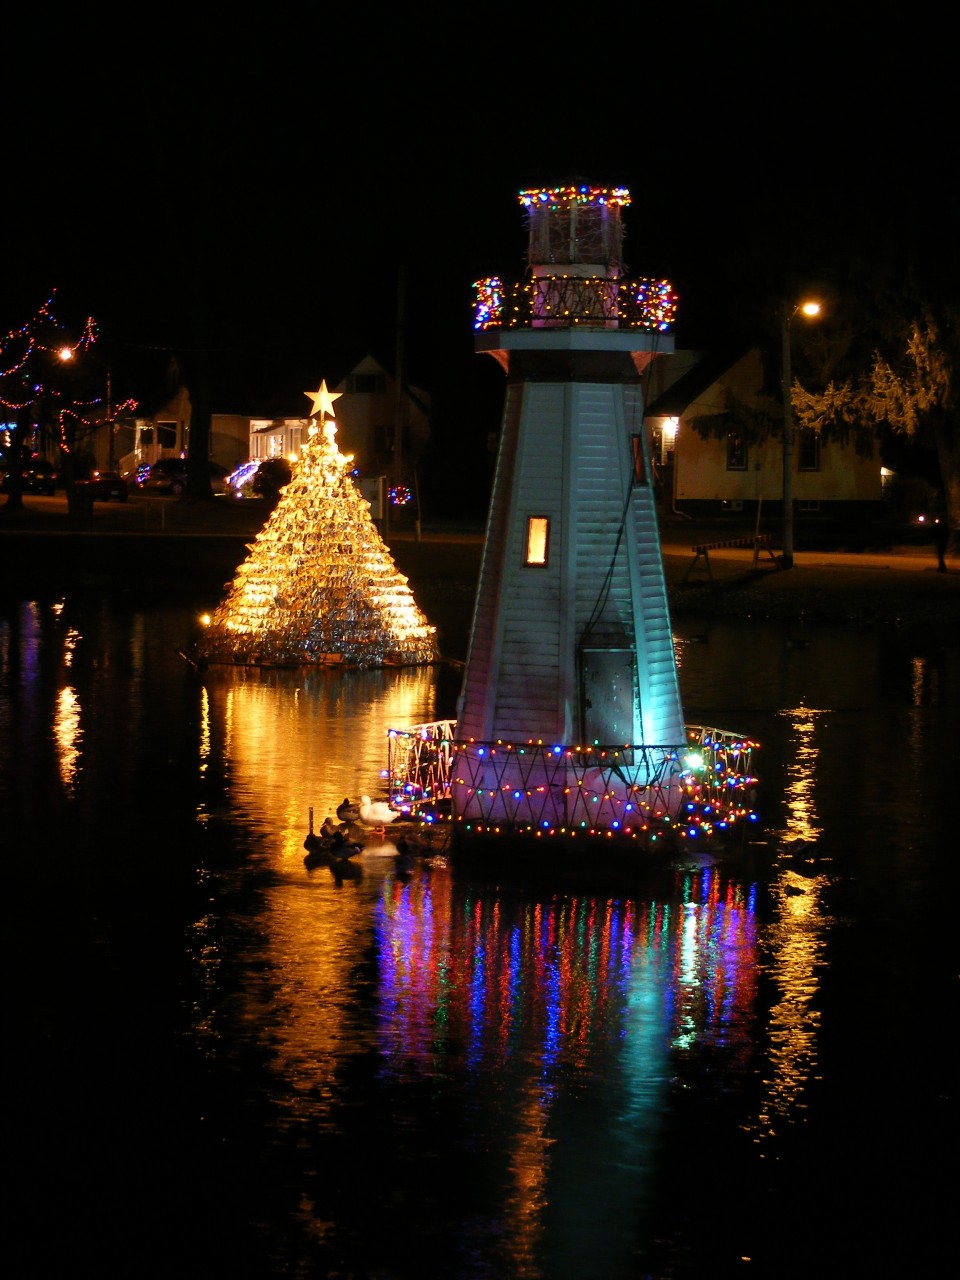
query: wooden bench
682 534 780 582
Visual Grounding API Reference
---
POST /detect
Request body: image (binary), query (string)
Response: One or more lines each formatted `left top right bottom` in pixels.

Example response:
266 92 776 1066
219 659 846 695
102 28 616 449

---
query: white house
644 347 882 519
238 355 430 475
118 354 431 486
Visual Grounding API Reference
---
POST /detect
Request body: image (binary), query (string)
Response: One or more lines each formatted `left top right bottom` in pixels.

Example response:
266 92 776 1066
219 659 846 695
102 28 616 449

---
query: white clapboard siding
487 382 566 741
456 381 523 740
457 371 685 750
631 468 685 745
570 382 684 746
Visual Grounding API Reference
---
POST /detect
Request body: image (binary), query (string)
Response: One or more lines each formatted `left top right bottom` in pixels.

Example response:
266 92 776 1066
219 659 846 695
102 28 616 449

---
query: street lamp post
780 299 821 570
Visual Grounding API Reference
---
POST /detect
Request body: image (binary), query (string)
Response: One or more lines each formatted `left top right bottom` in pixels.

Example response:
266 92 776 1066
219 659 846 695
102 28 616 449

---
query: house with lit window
120 353 431 487
644 347 882 521
241 354 430 475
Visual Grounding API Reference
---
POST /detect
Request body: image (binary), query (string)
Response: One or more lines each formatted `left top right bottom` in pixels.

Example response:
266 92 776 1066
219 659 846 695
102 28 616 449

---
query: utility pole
107 365 115 470
393 262 405 485
781 304 795 570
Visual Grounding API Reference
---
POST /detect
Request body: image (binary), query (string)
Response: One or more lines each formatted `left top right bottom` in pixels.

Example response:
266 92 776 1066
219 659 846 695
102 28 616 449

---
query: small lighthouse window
526 516 549 566
631 435 647 485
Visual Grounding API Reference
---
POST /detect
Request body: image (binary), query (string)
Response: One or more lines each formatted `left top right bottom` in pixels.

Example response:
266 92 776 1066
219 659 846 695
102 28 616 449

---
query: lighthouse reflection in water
188 660 800 1275
7 593 953 1276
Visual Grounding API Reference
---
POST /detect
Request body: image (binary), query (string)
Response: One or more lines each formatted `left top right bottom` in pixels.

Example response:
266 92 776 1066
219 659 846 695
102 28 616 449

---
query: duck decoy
304 830 334 868
303 807 330 864
328 829 363 859
304 845 332 869
336 797 361 823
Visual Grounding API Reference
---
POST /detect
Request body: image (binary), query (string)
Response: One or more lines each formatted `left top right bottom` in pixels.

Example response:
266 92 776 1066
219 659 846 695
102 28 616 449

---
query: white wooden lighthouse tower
450 183 689 866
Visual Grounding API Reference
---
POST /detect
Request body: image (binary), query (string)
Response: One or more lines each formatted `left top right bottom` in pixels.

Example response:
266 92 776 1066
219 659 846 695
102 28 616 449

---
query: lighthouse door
579 648 636 745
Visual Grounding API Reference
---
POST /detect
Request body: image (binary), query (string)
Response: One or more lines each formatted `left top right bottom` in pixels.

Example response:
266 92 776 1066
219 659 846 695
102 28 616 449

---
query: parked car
74 470 128 502
139 457 189 494
0 458 58 495
139 458 231 496
252 457 293 498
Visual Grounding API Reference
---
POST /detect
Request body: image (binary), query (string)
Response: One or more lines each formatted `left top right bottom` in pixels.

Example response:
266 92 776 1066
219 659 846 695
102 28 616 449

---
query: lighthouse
446 182 695 871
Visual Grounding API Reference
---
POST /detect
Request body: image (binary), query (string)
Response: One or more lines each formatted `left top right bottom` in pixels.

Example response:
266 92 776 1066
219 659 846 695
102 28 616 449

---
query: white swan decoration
358 795 400 828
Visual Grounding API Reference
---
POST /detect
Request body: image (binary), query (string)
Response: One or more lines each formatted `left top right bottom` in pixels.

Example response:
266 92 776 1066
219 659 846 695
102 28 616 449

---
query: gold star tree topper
305 379 343 420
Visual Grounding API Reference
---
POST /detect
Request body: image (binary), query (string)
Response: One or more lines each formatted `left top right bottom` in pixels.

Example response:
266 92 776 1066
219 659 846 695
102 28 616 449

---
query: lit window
631 435 647 485
526 516 549 566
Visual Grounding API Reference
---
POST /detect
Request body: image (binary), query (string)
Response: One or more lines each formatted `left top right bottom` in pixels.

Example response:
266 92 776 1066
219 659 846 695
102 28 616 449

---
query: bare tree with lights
1 292 136 515
196 381 439 668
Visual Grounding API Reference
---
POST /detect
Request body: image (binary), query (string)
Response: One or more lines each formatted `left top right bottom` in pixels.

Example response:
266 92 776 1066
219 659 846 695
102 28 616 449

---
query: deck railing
387 722 759 845
473 275 678 332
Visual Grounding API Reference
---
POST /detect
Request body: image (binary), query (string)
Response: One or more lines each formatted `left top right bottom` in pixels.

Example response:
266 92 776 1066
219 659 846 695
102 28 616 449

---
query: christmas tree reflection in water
197 387 438 670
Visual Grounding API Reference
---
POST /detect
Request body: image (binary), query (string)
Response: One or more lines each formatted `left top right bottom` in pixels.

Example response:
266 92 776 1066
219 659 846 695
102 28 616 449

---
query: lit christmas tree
197 381 439 669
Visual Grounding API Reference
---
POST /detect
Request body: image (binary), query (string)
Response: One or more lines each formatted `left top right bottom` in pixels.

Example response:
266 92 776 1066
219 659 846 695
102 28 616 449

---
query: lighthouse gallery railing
388 722 759 844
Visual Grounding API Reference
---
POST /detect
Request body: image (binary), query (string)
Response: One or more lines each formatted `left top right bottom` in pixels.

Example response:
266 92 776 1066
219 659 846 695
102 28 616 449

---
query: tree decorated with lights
197 381 439 669
1 291 137 509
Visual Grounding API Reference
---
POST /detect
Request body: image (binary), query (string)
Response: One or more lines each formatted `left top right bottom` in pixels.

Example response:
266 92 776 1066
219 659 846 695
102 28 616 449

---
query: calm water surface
2 587 956 1278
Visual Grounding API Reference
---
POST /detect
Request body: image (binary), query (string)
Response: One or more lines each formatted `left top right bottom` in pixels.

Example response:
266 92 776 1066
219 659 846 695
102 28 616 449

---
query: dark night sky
5 7 955 464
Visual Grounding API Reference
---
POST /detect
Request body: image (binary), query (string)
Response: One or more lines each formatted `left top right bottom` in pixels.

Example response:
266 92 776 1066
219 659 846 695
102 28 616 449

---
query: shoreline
2 497 957 636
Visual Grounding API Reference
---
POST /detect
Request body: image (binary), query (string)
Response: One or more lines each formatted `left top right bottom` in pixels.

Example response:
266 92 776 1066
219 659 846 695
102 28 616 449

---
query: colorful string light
387 722 759 847
473 275 678 332
518 185 632 209
1 292 136 453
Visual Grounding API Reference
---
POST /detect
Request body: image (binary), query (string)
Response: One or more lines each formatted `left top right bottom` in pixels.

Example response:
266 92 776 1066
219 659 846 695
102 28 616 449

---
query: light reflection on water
755 863 831 1136
189 843 763 1276
3 593 957 1276
779 704 824 845
198 663 447 858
